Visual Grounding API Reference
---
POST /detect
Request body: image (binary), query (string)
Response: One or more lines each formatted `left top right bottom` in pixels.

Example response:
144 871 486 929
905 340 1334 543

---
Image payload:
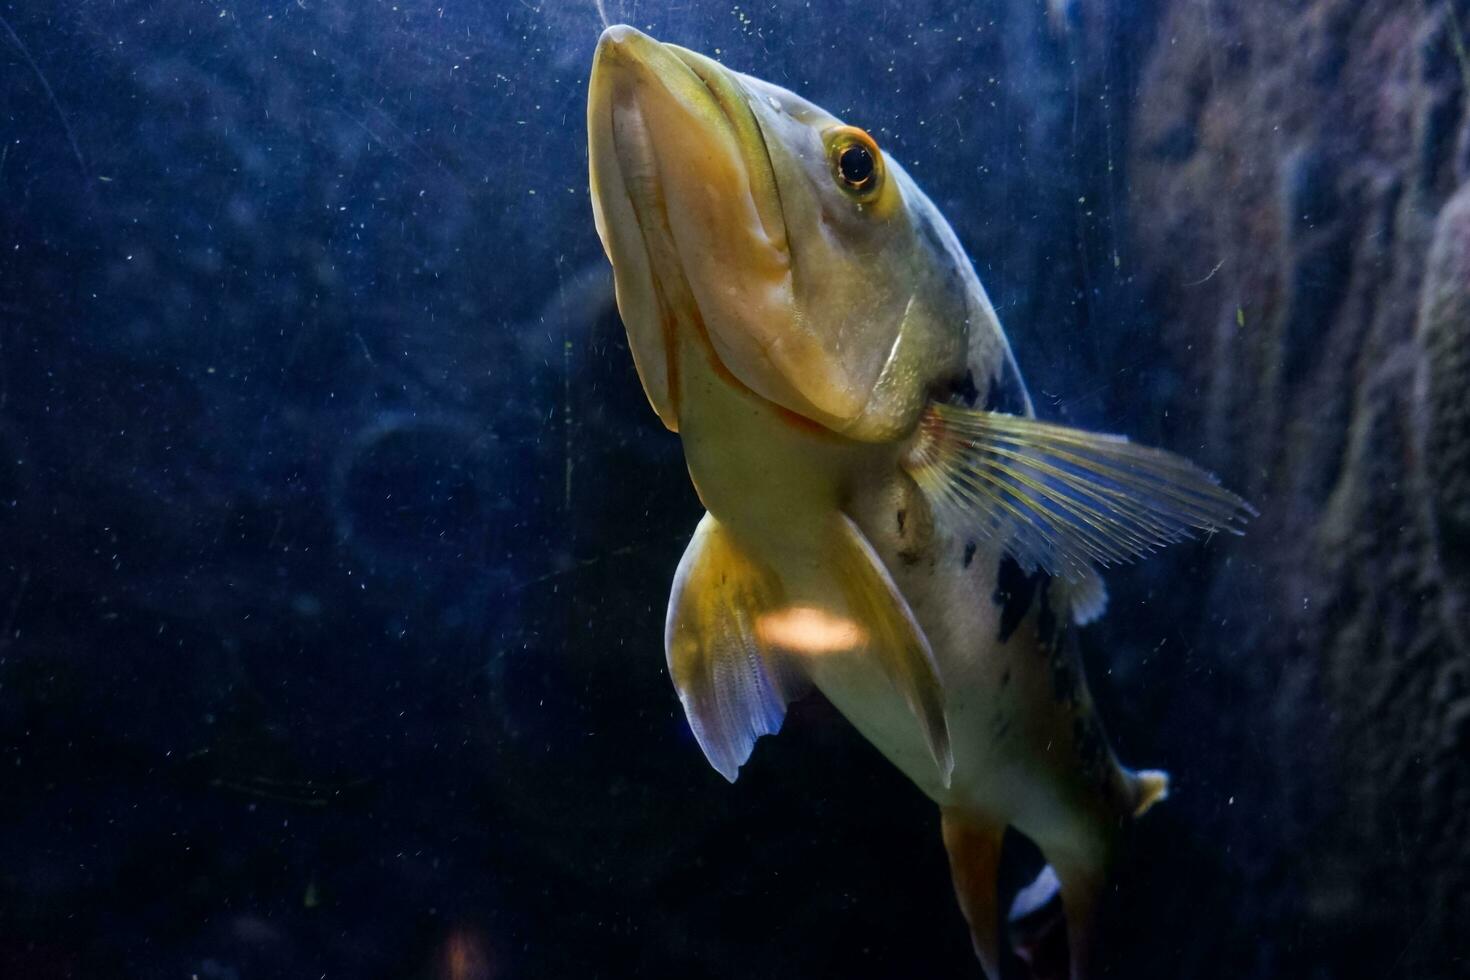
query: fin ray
665 513 806 782
906 404 1255 582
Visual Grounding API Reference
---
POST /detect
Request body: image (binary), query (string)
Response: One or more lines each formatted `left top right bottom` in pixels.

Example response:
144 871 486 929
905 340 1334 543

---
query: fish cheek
840 290 964 442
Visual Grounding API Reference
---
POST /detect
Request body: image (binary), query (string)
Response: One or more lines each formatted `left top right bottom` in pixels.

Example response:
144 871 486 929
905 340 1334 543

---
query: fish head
587 26 974 440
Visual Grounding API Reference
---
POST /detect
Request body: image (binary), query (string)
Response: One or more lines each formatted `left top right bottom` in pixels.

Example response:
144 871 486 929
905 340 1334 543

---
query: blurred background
1 0 1466 977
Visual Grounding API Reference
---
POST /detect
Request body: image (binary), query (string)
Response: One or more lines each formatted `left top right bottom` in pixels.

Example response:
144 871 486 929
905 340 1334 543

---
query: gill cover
587 26 970 440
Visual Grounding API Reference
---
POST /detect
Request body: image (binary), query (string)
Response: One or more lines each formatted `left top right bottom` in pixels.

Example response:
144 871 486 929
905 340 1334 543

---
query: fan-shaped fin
905 404 1255 584
665 513 808 782
665 511 953 785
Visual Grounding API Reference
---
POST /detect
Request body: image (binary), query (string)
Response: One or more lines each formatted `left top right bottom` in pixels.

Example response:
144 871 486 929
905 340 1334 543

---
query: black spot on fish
1036 578 1059 652
1073 715 1106 779
1000 666 1012 688
896 509 907 534
994 717 1011 740
1051 650 1079 706
1045 594 1080 710
962 540 977 568
1039 581 1080 710
983 357 1029 415
949 370 980 408
993 556 1046 644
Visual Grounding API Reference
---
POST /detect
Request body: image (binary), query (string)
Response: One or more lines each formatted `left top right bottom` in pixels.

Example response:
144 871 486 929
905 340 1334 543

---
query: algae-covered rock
1421 184 1470 577
1125 1 1470 974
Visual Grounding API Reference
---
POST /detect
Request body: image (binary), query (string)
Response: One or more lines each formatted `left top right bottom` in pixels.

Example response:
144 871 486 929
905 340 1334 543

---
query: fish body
587 26 1247 977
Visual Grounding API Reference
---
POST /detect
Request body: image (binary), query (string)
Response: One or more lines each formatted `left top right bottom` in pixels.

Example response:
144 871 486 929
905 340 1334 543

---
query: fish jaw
587 25 920 434
587 27 686 429
588 25 814 429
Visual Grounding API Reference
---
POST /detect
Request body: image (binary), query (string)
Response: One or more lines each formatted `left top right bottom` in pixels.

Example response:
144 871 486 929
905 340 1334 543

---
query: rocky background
1121 1 1470 975
0 0 1464 978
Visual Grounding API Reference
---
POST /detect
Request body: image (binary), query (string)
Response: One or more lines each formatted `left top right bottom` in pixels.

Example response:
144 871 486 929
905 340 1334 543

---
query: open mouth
589 26 787 428
663 46 786 253
593 25 846 436
587 27 696 428
602 30 782 287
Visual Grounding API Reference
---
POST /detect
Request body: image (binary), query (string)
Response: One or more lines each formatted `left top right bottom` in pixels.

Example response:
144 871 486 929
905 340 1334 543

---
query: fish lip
596 27 780 246
663 45 786 257
590 26 792 420
597 22 639 46
589 25 700 428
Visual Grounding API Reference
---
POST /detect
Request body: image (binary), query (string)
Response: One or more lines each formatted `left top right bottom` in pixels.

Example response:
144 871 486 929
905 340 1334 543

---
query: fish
585 25 1252 978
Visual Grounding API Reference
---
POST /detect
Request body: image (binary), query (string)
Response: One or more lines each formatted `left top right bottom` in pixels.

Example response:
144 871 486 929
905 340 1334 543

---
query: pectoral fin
905 403 1255 588
665 513 807 782
665 512 952 786
827 514 953 785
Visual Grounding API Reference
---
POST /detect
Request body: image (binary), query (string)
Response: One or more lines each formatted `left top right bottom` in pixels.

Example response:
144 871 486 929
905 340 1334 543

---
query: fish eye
826 126 883 197
839 143 874 184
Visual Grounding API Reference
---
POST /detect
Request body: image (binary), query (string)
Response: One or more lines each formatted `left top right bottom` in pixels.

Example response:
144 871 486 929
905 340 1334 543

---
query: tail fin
1008 865 1068 979
1008 770 1169 979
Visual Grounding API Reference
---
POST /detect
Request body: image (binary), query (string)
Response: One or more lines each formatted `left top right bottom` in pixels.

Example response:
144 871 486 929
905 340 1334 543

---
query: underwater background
1 0 1466 977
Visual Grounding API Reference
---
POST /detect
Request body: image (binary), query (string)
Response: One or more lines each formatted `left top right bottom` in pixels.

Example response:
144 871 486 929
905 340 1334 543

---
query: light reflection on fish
586 26 1252 977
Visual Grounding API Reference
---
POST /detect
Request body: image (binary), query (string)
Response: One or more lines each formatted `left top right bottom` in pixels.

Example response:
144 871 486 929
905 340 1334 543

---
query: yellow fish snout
587 25 952 439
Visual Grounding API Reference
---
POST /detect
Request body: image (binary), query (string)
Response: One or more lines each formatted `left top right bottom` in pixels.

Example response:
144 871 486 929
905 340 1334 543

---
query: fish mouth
661 43 788 256
588 26 796 430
